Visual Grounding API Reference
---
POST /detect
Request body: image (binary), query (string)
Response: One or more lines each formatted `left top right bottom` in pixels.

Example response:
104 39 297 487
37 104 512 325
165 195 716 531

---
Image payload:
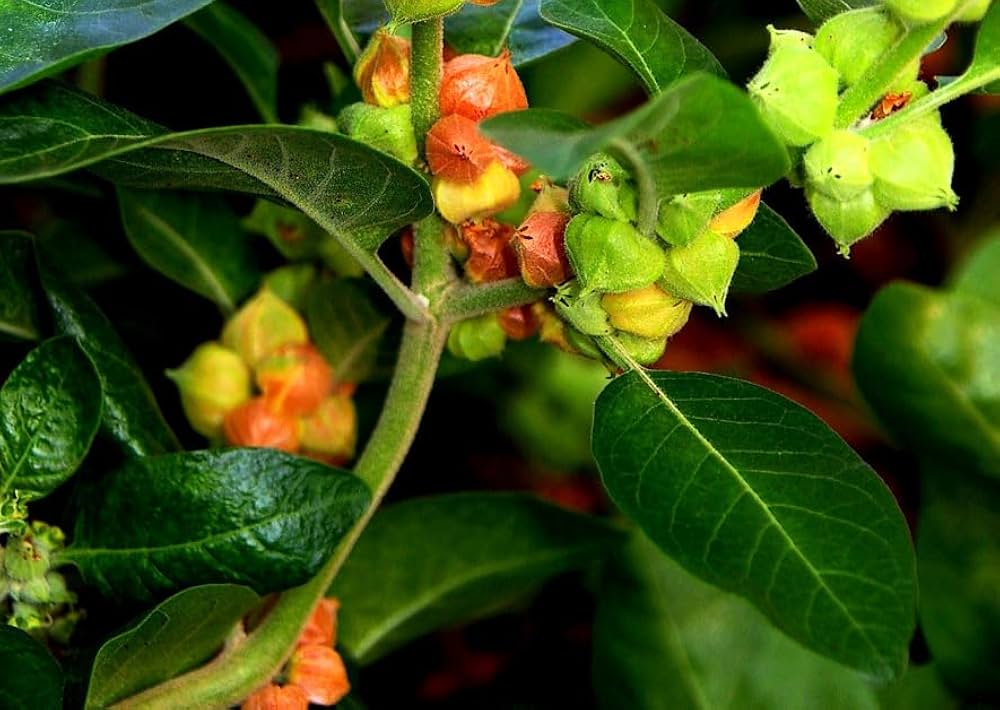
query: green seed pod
553 281 612 337
655 191 721 247
167 342 253 439
659 230 740 316
956 0 991 21
614 331 668 366
564 214 666 295
568 153 638 222
806 187 891 256
870 115 959 212
884 0 958 24
748 27 840 147
804 130 874 202
601 285 693 340
337 102 418 165
564 326 604 361
4 536 49 582
767 27 815 52
11 576 52 605
815 8 904 87
447 314 507 362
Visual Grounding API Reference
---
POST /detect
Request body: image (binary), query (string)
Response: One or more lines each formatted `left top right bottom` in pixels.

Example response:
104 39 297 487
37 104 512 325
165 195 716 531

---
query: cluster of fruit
169 289 356 463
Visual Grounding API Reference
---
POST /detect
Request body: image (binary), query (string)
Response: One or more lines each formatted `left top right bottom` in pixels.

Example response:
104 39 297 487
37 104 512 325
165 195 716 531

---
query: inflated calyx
806 188 890 256
870 114 958 212
447 314 507 361
804 130 874 202
883 0 958 25
568 153 638 222
815 8 904 87
564 214 666 294
337 103 418 165
658 229 740 316
601 285 693 339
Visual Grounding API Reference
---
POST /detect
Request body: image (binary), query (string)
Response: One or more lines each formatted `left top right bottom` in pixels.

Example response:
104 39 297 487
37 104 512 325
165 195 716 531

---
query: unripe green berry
767 27 815 51
564 215 666 295
564 327 604 361
804 130 874 202
568 153 638 222
815 8 904 87
870 115 959 212
806 187 890 256
659 230 740 316
884 0 958 24
337 102 418 165
601 285 693 340
956 0 991 21
167 342 252 439
614 331 668 366
554 281 612 337
447 314 507 362
655 191 721 247
4 536 49 582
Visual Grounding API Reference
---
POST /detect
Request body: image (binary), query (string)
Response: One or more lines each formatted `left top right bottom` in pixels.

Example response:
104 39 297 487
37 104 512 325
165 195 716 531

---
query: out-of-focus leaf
0 626 63 709
0 231 42 341
795 0 877 24
306 277 392 384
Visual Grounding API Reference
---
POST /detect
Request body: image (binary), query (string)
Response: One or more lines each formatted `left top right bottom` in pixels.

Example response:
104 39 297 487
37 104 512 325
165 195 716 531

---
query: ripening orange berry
433 161 521 224
255 343 334 417
513 211 572 288
299 395 357 461
426 114 497 183
461 218 519 283
709 189 762 239
299 598 341 647
498 305 539 341
287 645 351 705
241 683 309 710
354 29 411 107
439 49 528 122
223 398 300 453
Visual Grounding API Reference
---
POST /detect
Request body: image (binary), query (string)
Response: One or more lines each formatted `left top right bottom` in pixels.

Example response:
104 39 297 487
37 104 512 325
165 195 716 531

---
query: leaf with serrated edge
0 231 42 341
732 204 817 294
592 367 916 679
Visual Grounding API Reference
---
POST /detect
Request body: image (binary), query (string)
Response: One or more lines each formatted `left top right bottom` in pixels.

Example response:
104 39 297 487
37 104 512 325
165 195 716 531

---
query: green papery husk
884 0 958 25
807 187 891 256
447 313 507 362
870 113 958 213
554 281 612 336
337 102 418 165
655 191 721 247
568 153 639 222
658 230 740 316
815 8 904 88
804 130 874 202
564 214 666 295
613 331 668 366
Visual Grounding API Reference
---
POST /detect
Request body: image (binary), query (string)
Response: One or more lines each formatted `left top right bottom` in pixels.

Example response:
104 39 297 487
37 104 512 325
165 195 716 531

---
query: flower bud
615 331 668 366
815 9 904 87
222 290 309 368
554 281 612 336
870 115 958 212
167 343 252 439
748 27 839 147
299 395 357 462
659 229 740 316
884 0 958 24
426 114 497 183
223 397 301 453
709 189 763 239
298 598 340 647
440 49 528 122
601 285 693 339
804 130 874 202
287 645 351 705
498 305 539 341
354 29 410 107
433 161 521 224
806 187 890 255
461 218 519 283
241 683 309 710
4 536 48 582
513 211 572 288
656 191 720 247
447 314 507 361
337 102 418 165
568 153 638 222
255 343 334 417
564 214 666 295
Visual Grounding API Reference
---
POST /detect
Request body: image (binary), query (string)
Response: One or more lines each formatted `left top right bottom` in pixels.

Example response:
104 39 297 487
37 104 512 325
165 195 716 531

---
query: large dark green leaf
0 626 63 710
593 533 879 710
37 257 180 457
795 0 877 24
482 73 790 193
951 232 1000 307
538 0 723 95
0 337 101 505
0 0 214 96
732 204 816 294
307 277 392 384
86 584 260 708
0 231 42 341
0 82 433 253
185 2 279 123
592 369 916 680
60 449 370 600
117 188 260 313
329 493 623 664
853 282 1000 480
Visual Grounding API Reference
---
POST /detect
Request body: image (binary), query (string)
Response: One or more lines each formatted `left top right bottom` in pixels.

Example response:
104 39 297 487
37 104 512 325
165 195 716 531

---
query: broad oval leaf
86 584 260 708
0 0 214 96
952 232 1000 307
330 492 624 664
538 0 723 95
732 204 817 294
117 188 260 313
854 283 1000 480
592 369 916 679
0 231 42 341
307 277 393 384
482 73 790 193
61 448 370 600
795 0 877 24
37 256 180 457
0 336 101 505
0 626 63 710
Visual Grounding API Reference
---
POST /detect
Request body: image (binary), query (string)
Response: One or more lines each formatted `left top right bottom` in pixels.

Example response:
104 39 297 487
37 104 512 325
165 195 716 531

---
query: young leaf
592 369 916 680
117 188 260 313
60 449 370 601
0 231 42 341
446 0 575 65
731 204 817 294
538 0 724 95
0 337 101 505
185 2 280 123
482 73 790 193
86 584 260 708
853 283 1000 481
795 0 878 24
37 257 180 457
0 626 63 710
951 232 1000 307
329 492 624 664
0 0 214 96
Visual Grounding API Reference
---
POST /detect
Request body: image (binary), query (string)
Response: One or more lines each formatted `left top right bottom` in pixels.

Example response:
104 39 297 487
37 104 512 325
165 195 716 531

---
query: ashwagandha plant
0 0 997 707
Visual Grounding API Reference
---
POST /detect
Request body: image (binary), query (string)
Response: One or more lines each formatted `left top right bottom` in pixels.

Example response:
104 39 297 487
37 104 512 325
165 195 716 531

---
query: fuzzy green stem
438 279 547 321
610 138 658 237
362 254 432 322
410 18 444 154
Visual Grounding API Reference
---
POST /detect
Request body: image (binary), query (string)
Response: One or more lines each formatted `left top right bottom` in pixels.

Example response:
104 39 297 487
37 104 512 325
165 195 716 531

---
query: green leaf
86 584 260 708
0 231 42 341
593 533 880 710
482 73 790 193
315 0 363 65
794 0 877 24
731 204 817 294
951 232 1000 308
592 369 916 680
117 188 260 313
879 665 958 710
538 0 724 95
37 257 180 457
61 448 370 600
0 626 63 710
0 0 214 96
329 492 624 664
385 0 465 24
185 2 279 123
306 277 392 384
0 336 101 505
853 282 1000 481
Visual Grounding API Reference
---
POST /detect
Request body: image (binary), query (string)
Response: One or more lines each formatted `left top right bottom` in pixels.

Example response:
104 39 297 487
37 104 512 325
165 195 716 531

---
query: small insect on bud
433 161 521 224
354 29 411 108
287 645 351 706
461 218 519 283
440 49 528 122
804 130 874 202
255 343 334 417
709 189 763 239
513 211 572 288
806 187 890 256
815 8 905 88
222 290 309 368
223 398 301 453
870 114 958 212
748 26 840 147
614 331 668 366
659 229 740 316
553 281 612 336
426 114 497 183
336 102 418 165
299 395 357 462
564 214 666 295
883 0 958 25
498 305 540 341
167 343 252 439
447 314 508 361
568 153 638 223
241 683 309 710
601 285 693 340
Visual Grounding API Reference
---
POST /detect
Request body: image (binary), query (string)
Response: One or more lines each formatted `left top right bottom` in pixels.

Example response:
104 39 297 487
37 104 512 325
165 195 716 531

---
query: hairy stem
438 278 546 321
410 18 444 153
